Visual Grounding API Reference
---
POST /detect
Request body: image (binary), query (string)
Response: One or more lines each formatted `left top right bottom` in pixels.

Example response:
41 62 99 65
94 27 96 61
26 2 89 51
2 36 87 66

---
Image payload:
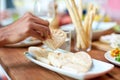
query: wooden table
0 45 120 80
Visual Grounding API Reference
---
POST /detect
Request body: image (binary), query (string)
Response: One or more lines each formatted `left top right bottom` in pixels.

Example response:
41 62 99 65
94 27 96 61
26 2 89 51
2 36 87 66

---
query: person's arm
0 12 50 47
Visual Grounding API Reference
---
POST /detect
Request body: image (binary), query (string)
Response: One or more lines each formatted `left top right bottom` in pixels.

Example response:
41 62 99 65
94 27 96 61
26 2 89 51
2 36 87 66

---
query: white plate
0 65 11 80
25 49 114 80
60 22 117 32
104 51 120 66
5 37 41 47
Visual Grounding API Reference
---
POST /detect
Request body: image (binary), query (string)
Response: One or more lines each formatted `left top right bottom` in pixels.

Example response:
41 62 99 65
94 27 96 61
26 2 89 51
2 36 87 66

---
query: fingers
29 22 51 41
21 12 51 41
32 22 51 36
33 17 49 27
29 29 45 41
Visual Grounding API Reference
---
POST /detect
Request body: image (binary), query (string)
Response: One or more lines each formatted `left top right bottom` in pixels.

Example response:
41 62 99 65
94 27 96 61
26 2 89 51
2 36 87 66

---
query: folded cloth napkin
0 64 11 80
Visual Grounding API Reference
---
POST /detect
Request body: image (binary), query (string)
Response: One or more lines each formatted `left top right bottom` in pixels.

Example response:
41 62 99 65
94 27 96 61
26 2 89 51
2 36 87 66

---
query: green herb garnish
115 54 120 62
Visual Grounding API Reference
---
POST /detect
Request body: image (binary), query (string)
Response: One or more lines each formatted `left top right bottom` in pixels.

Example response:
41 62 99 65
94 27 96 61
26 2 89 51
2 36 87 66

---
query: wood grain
0 47 120 80
92 41 112 51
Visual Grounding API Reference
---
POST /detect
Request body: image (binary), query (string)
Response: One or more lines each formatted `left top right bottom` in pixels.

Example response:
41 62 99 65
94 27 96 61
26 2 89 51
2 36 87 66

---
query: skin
0 12 51 47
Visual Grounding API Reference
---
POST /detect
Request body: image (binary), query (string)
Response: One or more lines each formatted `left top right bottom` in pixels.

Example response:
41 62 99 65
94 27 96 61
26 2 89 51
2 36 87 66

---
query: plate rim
60 22 117 32
24 51 114 79
4 40 41 47
104 51 120 66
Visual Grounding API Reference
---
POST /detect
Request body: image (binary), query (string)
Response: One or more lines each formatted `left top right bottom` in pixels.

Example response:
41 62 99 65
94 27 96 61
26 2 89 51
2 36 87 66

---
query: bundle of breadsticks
65 0 96 51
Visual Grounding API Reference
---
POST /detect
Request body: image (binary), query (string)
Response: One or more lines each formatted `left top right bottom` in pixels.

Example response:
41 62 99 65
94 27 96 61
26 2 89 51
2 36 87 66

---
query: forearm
0 12 50 47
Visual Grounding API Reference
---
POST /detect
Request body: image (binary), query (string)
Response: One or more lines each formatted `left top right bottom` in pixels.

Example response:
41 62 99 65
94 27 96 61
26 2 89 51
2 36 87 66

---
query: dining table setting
0 0 120 80
0 20 120 80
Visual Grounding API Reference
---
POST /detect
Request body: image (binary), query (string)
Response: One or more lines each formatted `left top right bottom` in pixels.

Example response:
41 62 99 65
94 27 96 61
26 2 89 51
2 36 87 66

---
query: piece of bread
28 47 92 73
28 47 50 64
48 51 92 73
99 35 111 44
43 29 67 50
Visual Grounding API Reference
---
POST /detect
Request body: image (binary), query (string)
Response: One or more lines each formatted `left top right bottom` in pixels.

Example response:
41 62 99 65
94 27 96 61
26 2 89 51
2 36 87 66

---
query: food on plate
49 3 59 29
48 51 92 73
28 47 92 73
43 6 67 50
110 48 120 62
100 33 120 47
65 0 96 51
110 48 120 57
99 34 112 44
110 34 120 48
115 54 120 62
101 33 120 62
28 47 50 64
43 29 66 50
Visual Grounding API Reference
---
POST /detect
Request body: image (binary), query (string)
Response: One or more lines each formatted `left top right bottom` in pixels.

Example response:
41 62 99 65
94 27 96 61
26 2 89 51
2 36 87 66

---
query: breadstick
86 11 94 48
64 0 83 49
65 0 96 51
65 0 89 50
86 6 96 37
49 3 59 29
86 7 96 48
64 0 83 50
70 0 89 50
83 4 97 48
78 0 82 20
84 4 93 32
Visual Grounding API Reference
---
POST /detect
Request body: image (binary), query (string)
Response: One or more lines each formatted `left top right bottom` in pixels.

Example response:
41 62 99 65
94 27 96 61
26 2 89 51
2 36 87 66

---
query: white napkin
0 64 11 80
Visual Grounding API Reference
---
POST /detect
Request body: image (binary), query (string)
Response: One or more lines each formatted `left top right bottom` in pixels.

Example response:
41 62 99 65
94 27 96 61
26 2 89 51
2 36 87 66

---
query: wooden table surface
0 28 119 80
0 45 120 80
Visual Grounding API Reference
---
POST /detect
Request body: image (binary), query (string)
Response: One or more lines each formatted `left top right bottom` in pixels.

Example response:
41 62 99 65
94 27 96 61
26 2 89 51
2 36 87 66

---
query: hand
0 12 50 45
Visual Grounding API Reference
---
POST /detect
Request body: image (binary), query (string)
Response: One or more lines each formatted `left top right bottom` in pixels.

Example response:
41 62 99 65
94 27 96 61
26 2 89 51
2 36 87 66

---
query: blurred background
0 0 120 32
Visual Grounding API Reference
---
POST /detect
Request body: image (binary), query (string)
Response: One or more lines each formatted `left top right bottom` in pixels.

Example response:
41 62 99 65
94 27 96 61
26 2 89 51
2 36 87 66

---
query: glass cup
72 27 92 52
34 0 55 22
60 30 71 51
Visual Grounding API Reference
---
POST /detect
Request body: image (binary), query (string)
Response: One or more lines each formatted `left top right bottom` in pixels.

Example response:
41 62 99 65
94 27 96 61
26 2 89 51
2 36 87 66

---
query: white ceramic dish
104 51 120 66
0 65 11 80
5 37 41 47
60 22 116 32
25 49 114 80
